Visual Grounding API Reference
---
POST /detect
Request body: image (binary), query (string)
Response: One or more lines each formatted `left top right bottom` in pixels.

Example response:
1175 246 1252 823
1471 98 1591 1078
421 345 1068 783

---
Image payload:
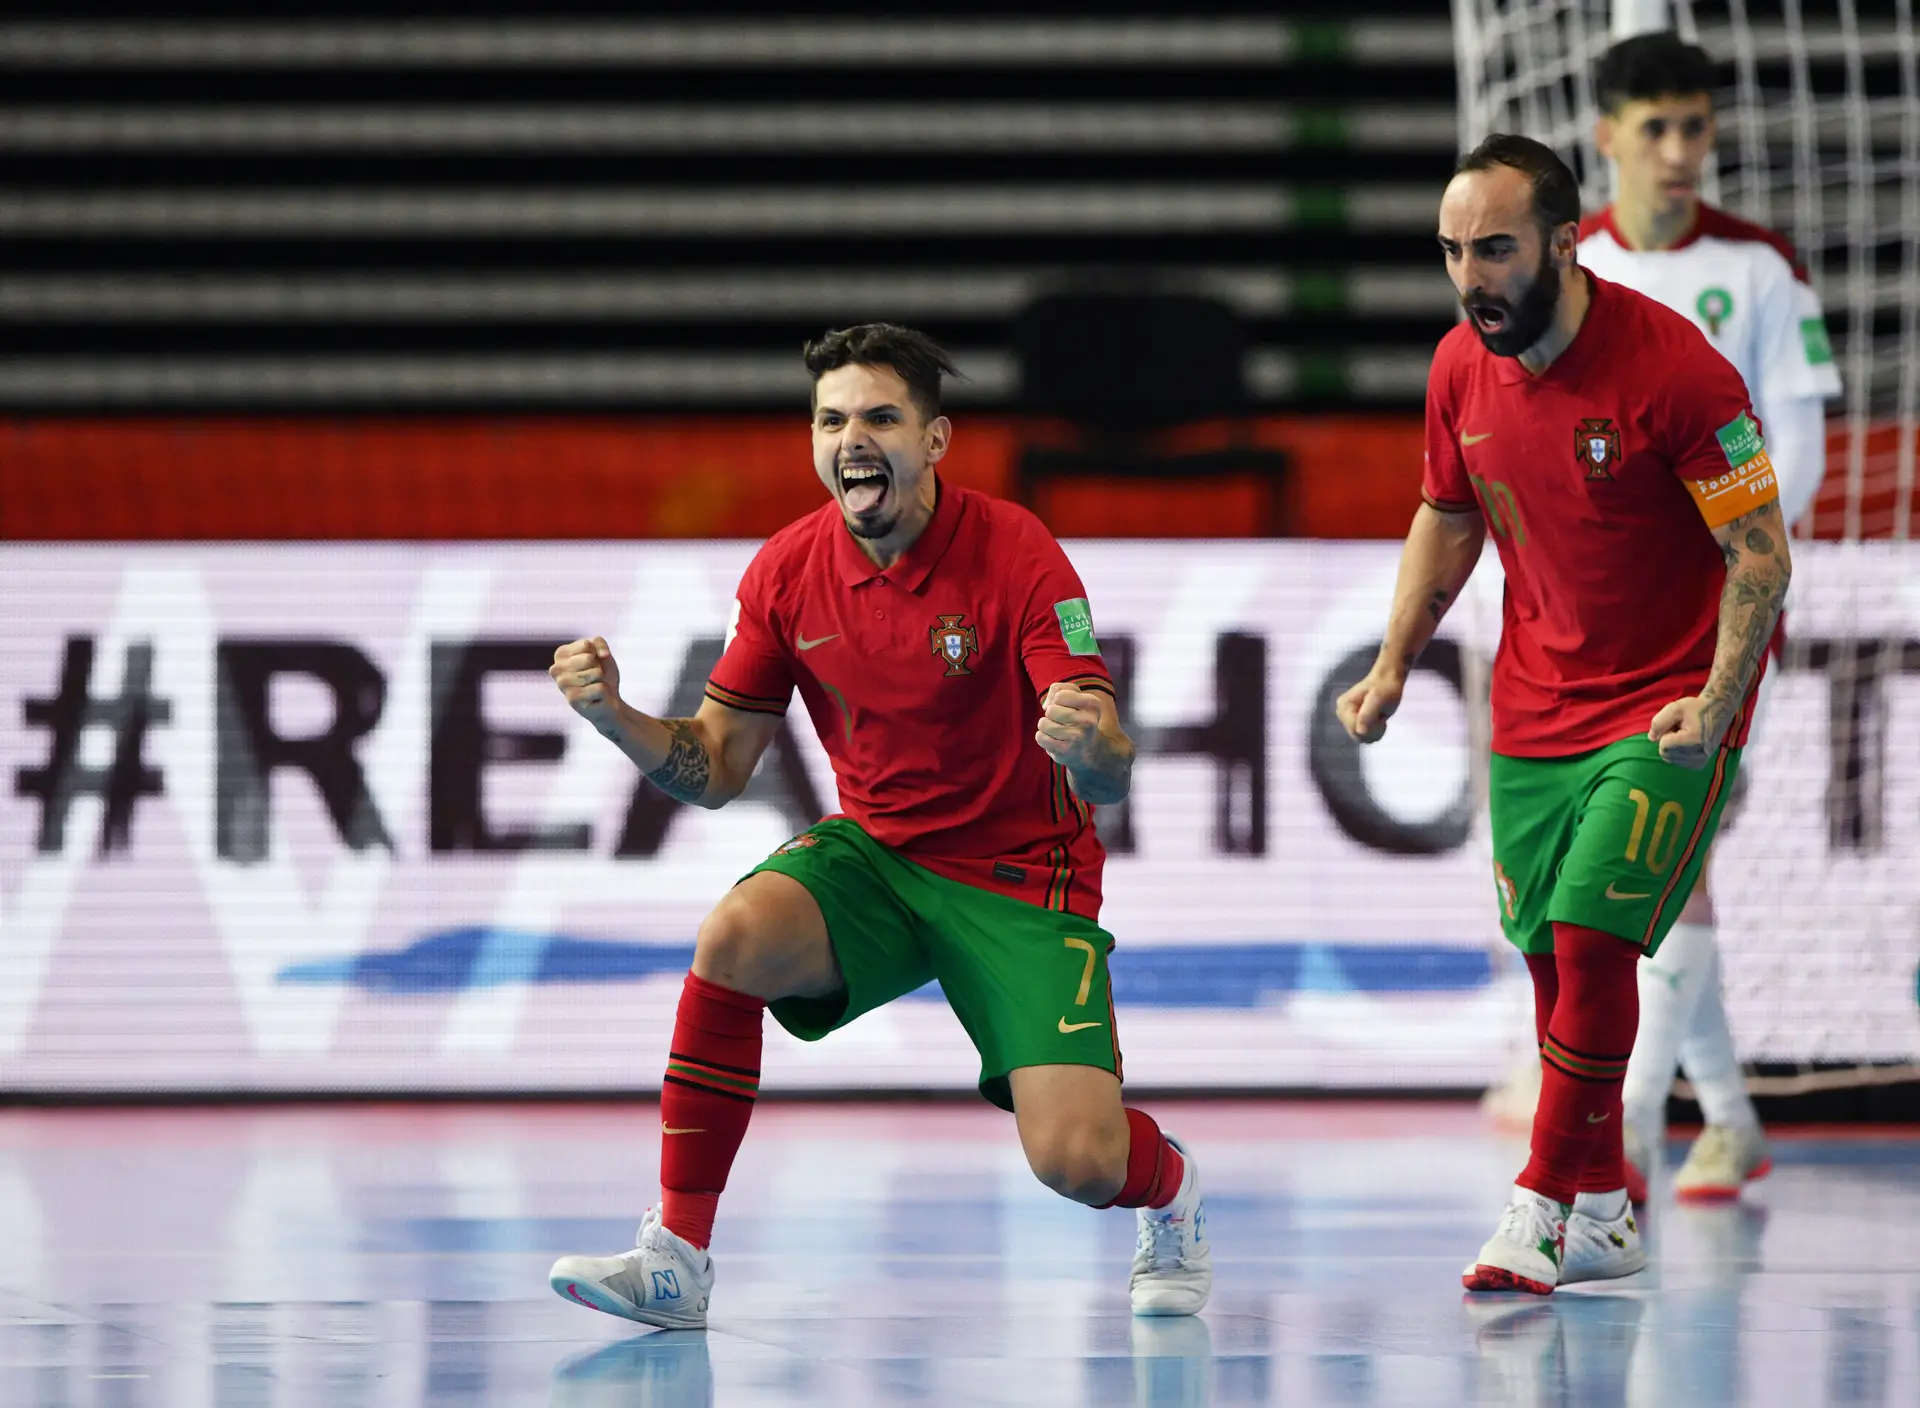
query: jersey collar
832 476 965 590
1593 202 1707 255
1490 269 1614 385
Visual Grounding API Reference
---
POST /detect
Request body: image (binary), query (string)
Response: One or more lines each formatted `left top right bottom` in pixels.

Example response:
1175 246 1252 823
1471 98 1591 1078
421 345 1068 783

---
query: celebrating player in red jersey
1336 136 1791 1294
544 324 1209 1328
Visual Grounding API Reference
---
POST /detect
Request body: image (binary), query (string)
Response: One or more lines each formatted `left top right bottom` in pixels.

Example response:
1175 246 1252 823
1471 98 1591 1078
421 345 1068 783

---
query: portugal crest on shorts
929 613 979 677
1576 417 1621 481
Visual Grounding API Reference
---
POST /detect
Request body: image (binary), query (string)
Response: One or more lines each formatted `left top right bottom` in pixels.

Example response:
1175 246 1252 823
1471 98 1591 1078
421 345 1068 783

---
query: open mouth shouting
1466 297 1510 336
840 459 892 518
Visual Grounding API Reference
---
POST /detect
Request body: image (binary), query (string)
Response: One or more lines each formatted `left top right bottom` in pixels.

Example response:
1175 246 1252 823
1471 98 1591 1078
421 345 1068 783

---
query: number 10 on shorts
1623 788 1685 874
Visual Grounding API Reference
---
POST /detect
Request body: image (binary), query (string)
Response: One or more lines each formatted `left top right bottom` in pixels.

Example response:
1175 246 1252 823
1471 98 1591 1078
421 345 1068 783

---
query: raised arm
1335 502 1488 742
1648 499 1793 768
551 636 783 808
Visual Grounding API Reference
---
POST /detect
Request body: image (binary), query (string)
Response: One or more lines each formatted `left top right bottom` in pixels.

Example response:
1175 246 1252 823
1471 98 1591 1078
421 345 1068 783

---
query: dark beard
1466 248 1563 357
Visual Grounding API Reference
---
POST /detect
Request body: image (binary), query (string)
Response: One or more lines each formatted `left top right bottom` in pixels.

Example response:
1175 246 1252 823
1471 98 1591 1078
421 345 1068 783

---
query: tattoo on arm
1699 505 1791 739
1065 724 1136 807
645 717 711 805
1426 588 1451 624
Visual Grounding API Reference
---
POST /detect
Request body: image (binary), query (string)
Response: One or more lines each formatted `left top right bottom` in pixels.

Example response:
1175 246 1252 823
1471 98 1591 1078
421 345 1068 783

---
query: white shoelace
1139 1210 1187 1271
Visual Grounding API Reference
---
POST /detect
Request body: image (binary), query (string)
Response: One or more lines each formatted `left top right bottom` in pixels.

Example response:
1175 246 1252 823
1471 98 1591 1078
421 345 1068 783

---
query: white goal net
1452 0 1920 1094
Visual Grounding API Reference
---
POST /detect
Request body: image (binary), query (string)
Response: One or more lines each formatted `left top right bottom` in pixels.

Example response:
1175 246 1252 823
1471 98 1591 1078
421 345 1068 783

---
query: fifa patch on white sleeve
1801 318 1835 366
1688 412 1777 527
1053 598 1101 656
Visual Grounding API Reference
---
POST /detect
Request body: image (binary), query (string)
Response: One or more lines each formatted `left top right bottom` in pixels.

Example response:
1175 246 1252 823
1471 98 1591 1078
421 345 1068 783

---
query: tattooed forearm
1067 728 1135 806
644 717 712 805
1700 503 1792 738
1427 588 1451 623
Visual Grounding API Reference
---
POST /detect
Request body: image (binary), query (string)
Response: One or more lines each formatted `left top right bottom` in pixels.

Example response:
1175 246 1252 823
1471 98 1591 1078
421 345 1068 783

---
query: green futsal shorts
1489 733 1743 958
746 817 1121 1111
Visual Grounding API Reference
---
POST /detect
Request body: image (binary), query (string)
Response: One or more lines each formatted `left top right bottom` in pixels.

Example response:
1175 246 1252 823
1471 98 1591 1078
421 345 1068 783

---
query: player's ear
1550 219 1579 269
1593 112 1617 162
924 414 952 465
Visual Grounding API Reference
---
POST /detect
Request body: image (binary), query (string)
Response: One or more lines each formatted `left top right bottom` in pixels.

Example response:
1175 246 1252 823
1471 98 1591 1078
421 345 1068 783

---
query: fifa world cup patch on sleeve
1715 411 1766 469
1801 317 1835 366
1689 412 1778 527
1053 598 1101 656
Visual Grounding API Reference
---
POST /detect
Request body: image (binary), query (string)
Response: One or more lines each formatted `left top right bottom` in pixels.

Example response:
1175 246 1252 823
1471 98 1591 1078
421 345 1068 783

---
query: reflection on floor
1 1101 1916 1406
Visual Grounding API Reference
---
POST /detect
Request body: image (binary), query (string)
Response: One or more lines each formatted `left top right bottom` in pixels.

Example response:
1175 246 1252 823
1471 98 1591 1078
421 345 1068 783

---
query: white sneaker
548 1206 713 1329
1674 1123 1772 1202
1130 1136 1211 1316
1462 1187 1566 1295
1559 1192 1647 1285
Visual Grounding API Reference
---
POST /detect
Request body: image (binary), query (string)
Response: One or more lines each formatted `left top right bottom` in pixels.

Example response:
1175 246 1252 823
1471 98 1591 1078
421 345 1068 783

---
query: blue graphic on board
278 929 1494 1005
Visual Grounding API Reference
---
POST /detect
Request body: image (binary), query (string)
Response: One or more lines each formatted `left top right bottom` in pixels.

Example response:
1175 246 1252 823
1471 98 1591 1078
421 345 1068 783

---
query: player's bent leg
548 871 846 1328
1007 1067 1211 1316
1667 874 1770 1201
1008 1063 1130 1204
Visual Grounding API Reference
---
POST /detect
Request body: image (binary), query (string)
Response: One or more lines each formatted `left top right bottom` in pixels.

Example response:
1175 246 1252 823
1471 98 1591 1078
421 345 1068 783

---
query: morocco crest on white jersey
1577 204 1842 408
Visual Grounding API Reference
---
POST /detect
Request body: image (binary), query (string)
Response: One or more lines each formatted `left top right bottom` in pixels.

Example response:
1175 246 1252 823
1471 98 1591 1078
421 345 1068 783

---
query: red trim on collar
1584 202 1808 280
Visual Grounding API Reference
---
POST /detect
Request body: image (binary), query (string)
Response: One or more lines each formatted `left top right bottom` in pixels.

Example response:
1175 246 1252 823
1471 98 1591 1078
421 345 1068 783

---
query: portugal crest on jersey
1576 418 1621 481
929 614 979 676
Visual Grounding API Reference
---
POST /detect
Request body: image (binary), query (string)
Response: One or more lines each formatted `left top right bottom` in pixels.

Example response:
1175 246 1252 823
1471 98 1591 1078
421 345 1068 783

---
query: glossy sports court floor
1 1100 1914 1407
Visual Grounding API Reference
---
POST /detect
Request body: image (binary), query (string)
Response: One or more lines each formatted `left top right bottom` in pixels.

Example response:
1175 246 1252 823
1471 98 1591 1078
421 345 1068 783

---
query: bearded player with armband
1337 136 1791 1295
543 323 1209 1330
1576 31 1842 1204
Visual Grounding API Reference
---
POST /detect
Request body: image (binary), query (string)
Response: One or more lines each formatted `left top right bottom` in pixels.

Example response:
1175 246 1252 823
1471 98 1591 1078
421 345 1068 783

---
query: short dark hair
1454 133 1582 235
803 323 961 421
1595 31 1717 114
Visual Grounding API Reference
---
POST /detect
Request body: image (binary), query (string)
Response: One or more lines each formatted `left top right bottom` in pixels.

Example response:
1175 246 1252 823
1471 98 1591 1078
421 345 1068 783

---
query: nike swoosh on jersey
1586 1112 1611 1124
1460 431 1494 446
1604 882 1653 900
1057 1017 1103 1034
662 1127 707 1135
796 633 839 651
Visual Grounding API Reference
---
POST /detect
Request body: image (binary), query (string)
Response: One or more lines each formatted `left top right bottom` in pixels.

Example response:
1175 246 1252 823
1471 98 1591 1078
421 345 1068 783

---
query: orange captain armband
1687 411 1780 528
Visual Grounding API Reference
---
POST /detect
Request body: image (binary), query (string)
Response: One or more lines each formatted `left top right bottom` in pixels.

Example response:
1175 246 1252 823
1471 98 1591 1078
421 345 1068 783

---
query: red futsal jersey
1422 272 1780 758
705 482 1114 918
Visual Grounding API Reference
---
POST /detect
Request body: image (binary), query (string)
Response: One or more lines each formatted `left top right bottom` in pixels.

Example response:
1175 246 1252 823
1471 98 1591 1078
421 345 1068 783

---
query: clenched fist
1035 681 1106 769
551 636 623 733
1334 667 1405 744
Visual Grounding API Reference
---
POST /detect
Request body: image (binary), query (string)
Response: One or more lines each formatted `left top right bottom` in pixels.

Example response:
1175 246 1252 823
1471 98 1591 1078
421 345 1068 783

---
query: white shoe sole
1130 1271 1211 1317
549 1264 708 1330
1558 1248 1647 1286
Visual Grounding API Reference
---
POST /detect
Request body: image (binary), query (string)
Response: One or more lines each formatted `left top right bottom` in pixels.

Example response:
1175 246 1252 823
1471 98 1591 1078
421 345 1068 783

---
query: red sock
1518 923 1639 1204
1098 1108 1186 1210
658 972 766 1249
1525 951 1559 1049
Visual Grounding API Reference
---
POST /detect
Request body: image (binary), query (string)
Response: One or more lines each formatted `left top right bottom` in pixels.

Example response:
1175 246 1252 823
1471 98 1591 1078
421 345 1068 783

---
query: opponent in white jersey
1587 31 1841 1202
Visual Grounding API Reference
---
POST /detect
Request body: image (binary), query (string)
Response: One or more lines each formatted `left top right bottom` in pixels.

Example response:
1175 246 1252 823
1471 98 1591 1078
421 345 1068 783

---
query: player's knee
692 899 799 999
1022 1117 1126 1204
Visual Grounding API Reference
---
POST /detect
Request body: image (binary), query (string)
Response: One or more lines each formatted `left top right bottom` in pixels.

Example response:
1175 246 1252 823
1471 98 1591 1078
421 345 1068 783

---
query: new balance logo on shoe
651 1270 681 1302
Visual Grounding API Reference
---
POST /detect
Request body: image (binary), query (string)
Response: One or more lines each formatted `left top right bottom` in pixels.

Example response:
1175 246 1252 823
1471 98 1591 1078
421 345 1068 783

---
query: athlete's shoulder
738 500 838 591
1689 203 1810 282
964 483 1057 545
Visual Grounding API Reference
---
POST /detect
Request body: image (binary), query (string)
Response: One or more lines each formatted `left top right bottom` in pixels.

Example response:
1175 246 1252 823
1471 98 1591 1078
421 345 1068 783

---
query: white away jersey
1578 204 1842 407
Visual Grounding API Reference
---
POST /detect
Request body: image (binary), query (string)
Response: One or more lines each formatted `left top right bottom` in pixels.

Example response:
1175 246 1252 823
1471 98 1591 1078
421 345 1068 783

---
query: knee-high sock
1526 952 1559 1048
1678 938 1760 1128
1620 920 1717 1135
1096 1108 1186 1211
659 973 766 1249
1519 923 1640 1204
